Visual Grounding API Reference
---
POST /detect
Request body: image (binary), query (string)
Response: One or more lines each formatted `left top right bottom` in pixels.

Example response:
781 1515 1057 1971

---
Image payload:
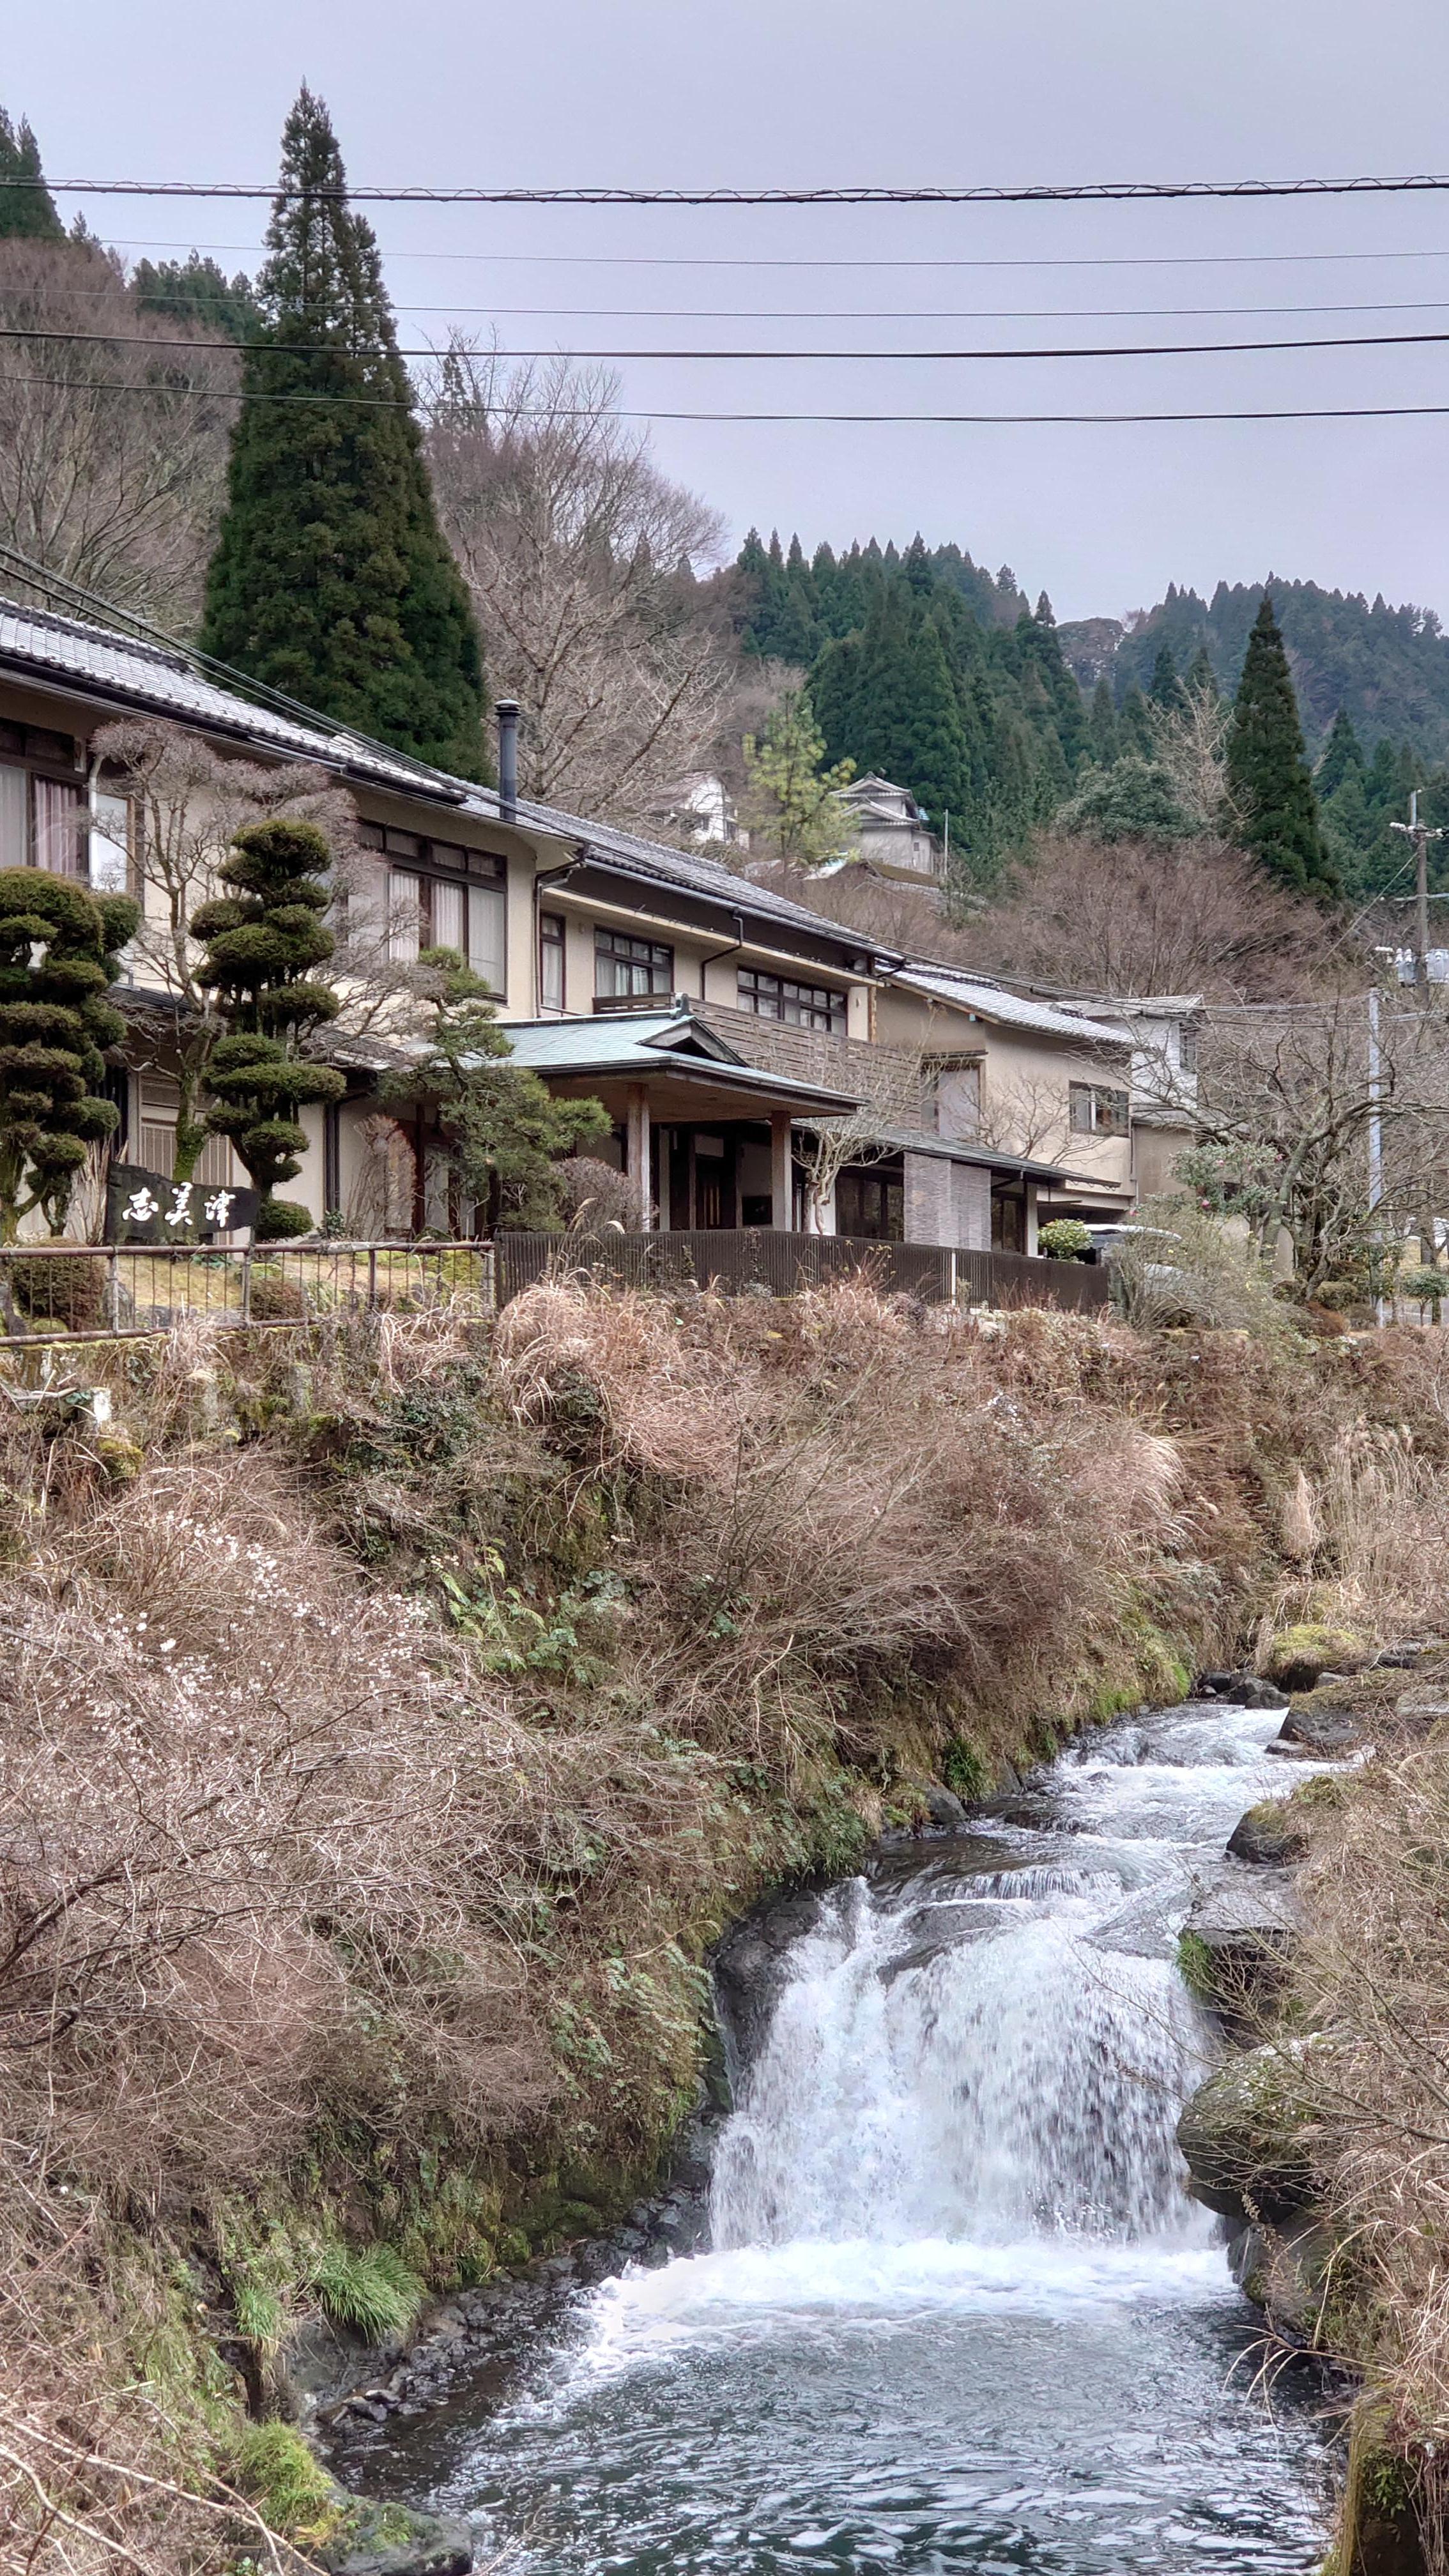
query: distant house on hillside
652 770 749 852
827 776 944 884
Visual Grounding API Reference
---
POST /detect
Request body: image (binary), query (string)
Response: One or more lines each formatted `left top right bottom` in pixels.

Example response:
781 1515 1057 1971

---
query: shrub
1400 1264 1446 1320
1038 1218 1094 1263
6 1249 105 1329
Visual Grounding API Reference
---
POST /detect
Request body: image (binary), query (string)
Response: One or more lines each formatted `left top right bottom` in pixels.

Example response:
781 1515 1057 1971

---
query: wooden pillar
625 1083 652 1230
770 1111 794 1232
656 1127 671 1230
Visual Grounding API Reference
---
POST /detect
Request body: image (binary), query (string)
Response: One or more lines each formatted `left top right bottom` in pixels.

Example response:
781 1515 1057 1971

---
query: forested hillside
1098 577 1449 759
733 531 1093 875
732 531 1449 897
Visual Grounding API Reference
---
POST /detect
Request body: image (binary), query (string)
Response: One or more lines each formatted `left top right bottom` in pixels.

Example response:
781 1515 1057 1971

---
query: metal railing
0 1231 1111 1344
493 1230 1112 1313
0 1241 494 1345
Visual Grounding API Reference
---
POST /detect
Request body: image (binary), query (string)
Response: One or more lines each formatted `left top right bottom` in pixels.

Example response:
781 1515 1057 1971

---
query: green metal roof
500 1008 859 1113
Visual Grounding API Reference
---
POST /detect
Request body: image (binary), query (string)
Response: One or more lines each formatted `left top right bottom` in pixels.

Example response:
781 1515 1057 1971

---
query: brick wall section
695 999 930 1123
953 1160 992 1252
903 1151 951 1246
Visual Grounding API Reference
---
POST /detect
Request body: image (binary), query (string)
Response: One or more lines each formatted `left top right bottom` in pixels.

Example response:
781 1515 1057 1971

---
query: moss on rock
1264 1623 1372 1691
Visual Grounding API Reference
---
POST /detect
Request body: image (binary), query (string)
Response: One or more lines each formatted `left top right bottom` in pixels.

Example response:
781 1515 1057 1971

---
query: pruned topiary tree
381 949 608 1231
191 817 346 1240
0 868 140 1239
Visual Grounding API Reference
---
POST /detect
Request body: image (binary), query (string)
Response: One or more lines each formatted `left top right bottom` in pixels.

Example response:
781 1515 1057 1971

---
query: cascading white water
377 1705 1333 2576
711 1866 1214 2253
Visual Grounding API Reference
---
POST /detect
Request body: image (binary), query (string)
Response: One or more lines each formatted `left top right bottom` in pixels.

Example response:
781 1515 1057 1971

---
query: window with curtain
0 765 25 868
466 878 507 995
388 869 424 963
539 912 565 1011
33 778 86 877
430 877 466 953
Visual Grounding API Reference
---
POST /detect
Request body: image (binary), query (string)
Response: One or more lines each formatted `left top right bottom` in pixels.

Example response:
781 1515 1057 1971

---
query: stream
352 1701 1334 2573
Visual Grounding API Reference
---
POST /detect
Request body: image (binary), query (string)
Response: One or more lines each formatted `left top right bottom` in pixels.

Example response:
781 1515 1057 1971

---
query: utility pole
1389 790 1445 988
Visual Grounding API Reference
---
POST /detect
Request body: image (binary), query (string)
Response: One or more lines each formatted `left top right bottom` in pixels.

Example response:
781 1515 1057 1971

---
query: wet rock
1227 1798 1309 1866
1375 1642 1432 1669
713 1890 825 2064
1181 1869 1300 2021
1209 1674 1291 1710
921 1785 969 1828
1270 1705 1370 1756
320 2500 473 2576
1176 2043 1316 2225
1228 2212 1335 2345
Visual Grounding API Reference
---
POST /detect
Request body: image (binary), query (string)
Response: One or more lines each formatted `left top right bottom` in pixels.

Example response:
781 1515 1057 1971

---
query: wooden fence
493 1230 1112 1314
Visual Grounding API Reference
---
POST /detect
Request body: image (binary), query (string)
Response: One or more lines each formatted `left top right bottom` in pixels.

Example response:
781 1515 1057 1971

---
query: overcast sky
10 0 1449 625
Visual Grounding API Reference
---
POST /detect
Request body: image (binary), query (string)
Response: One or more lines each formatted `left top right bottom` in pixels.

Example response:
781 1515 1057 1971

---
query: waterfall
711 1870 1213 2253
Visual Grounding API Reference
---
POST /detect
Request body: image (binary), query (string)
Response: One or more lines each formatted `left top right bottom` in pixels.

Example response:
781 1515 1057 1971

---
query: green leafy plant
381 949 607 1231
234 2421 342 2544
1037 1218 1094 1263
302 2239 422 2340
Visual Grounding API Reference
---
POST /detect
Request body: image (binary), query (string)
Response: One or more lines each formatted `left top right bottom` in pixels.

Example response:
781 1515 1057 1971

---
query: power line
17 323 1449 362
20 171 1449 205
65 289 1449 320
101 237 1449 272
9 372 1449 422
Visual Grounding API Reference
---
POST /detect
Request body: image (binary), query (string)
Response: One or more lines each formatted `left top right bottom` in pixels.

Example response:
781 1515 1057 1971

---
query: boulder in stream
1176 2043 1317 2226
1270 1705 1370 1756
1180 1868 1301 2021
1227 1798 1310 1866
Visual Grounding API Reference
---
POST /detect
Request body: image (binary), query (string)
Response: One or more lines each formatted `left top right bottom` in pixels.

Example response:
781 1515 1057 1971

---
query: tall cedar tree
1227 596 1340 899
0 870 139 1239
191 817 346 1239
0 109 62 241
201 88 488 778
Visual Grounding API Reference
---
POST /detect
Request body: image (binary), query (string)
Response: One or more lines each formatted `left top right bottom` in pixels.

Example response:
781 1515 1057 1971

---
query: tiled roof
0 599 455 798
0 595 891 963
894 960 1131 1049
457 782 893 954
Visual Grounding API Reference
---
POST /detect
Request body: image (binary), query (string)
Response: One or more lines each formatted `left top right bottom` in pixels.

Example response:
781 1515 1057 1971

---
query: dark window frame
737 967 848 1036
1069 1080 1131 1140
594 925 673 999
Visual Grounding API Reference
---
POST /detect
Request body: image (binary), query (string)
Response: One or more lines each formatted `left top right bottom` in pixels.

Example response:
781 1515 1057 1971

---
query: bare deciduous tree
795 1044 931 1229
425 344 733 826
0 238 235 629
1149 688 1235 835
94 721 422 1182
965 833 1342 1004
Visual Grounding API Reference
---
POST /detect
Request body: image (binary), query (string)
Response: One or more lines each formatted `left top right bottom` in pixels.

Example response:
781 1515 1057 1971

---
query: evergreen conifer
0 871 139 1239
1226 597 1340 898
1184 644 1220 704
201 88 487 778
381 953 607 1230
0 108 62 241
1088 677 1119 765
191 817 347 1239
1149 643 1188 715
1316 707 1367 797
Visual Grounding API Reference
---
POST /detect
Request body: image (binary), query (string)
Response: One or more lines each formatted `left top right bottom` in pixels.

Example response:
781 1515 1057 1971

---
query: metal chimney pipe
496 700 519 822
